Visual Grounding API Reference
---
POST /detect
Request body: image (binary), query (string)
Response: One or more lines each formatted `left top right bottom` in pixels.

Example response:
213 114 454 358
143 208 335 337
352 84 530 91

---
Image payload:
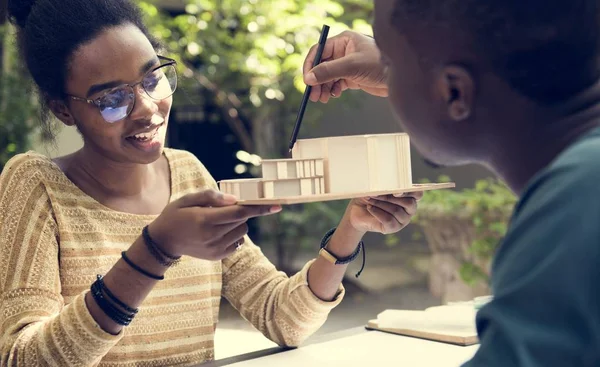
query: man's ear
437 65 474 121
48 99 76 126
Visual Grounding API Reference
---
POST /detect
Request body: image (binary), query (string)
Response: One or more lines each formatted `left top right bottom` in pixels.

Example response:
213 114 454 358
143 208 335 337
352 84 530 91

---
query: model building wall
218 158 325 199
219 179 263 200
262 158 324 180
262 177 325 198
291 133 412 194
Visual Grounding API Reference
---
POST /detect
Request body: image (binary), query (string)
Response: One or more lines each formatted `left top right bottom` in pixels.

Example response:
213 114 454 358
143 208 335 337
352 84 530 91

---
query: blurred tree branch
181 63 254 152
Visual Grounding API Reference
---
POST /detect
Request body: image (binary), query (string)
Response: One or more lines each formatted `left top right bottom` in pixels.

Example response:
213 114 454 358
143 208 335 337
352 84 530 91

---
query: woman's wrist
146 220 182 258
124 236 171 277
325 215 366 258
142 225 181 267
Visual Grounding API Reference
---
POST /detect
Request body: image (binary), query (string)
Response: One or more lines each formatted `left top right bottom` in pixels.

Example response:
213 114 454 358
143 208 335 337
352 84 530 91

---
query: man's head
373 0 600 167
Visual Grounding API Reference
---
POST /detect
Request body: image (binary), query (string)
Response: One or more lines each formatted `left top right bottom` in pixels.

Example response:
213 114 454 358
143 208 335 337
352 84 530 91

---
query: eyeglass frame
66 55 178 123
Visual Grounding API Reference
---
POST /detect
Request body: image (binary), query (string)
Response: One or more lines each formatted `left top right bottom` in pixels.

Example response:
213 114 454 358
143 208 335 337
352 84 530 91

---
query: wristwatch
318 227 366 277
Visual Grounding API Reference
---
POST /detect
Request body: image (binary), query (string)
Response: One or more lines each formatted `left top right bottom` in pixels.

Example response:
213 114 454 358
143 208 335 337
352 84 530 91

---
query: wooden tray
236 182 455 205
365 319 479 347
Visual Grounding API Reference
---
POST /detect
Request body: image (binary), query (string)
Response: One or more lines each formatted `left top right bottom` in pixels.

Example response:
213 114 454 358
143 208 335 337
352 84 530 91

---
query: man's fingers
305 56 359 86
330 80 344 97
309 84 323 102
319 81 334 103
303 36 344 75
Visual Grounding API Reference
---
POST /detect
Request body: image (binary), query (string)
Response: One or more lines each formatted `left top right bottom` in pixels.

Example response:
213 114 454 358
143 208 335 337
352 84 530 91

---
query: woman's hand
148 189 281 261
345 192 423 235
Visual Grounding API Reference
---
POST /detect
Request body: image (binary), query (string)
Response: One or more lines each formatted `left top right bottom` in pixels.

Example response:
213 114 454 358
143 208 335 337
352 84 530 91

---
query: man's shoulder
519 126 600 212
493 127 600 285
550 126 600 177
467 127 600 367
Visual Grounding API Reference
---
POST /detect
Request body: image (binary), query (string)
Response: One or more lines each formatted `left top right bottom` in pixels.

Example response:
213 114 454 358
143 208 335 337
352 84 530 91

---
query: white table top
226 329 479 367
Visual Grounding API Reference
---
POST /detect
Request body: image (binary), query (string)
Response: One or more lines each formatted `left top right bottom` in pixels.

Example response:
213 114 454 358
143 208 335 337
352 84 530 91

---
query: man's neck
487 95 600 196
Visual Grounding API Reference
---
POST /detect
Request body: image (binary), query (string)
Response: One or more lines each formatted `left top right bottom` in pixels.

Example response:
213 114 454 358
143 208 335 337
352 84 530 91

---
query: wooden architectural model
218 133 455 205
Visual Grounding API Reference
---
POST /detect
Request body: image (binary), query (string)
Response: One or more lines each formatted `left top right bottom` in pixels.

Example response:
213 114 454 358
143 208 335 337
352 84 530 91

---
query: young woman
0 0 421 365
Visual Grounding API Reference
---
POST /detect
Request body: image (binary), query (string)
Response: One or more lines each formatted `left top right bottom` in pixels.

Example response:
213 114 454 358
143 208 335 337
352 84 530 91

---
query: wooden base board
235 182 455 205
365 319 478 346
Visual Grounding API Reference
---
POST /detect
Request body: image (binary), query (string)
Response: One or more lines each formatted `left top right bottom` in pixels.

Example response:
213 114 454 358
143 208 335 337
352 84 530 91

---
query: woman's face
61 23 172 165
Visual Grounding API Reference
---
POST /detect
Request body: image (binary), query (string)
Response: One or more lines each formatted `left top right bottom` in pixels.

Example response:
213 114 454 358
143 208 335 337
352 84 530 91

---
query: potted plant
412 176 517 303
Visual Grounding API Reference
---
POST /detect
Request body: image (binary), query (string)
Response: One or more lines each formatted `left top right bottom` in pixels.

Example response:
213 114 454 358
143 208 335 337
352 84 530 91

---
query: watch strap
319 227 366 277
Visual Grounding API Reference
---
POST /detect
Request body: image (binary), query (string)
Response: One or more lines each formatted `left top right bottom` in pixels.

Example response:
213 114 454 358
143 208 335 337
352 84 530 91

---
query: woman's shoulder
0 151 62 204
163 147 203 165
163 148 218 192
1 151 60 185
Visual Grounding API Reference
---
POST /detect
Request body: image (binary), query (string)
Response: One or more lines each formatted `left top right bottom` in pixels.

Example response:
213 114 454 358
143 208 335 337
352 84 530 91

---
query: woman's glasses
68 56 178 123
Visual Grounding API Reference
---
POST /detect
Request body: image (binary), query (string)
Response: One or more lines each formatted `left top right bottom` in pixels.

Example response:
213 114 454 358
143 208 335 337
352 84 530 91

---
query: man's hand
303 30 388 103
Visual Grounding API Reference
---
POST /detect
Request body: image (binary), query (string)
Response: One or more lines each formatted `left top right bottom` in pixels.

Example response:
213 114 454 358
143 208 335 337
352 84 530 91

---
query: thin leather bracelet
121 251 165 280
142 226 181 267
90 279 134 325
96 275 138 314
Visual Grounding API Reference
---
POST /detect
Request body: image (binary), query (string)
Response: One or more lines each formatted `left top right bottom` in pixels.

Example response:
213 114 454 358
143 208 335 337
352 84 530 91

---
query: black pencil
288 24 330 152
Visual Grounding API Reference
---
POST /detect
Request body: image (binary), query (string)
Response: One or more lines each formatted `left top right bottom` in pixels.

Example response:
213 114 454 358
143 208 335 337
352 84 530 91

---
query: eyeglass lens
99 64 177 123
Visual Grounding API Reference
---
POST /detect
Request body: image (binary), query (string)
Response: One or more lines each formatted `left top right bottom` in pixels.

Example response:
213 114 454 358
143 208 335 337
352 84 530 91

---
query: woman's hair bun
7 0 39 28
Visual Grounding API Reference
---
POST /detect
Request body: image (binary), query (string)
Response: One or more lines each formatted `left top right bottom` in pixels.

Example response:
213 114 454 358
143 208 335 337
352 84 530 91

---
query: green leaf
459 262 489 286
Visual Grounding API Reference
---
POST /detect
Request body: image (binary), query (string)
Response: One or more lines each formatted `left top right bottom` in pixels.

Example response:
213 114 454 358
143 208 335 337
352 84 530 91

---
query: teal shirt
464 127 600 366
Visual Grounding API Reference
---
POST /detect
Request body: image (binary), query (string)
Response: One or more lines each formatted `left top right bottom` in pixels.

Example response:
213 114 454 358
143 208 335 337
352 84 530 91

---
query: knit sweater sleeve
185 153 345 347
222 240 344 347
0 154 122 367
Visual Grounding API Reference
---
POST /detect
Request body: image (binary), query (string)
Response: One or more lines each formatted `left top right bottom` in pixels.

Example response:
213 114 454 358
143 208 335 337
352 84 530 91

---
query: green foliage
140 0 373 154
413 176 518 286
459 261 490 287
0 23 40 172
415 176 516 219
274 199 348 268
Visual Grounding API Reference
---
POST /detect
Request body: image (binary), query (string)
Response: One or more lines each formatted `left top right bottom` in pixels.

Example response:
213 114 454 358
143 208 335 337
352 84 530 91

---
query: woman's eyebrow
85 57 159 98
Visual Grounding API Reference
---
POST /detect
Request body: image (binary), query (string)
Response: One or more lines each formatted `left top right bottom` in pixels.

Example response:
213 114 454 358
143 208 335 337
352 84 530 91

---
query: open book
366 304 479 346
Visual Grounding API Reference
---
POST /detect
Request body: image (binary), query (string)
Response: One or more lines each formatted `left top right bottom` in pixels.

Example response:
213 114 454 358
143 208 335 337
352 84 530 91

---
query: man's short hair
393 0 600 104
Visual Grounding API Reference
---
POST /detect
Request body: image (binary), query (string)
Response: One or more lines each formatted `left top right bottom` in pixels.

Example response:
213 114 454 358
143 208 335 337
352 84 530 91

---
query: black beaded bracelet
142 226 181 267
320 227 367 278
121 251 165 280
90 279 134 326
96 275 138 314
91 280 133 324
